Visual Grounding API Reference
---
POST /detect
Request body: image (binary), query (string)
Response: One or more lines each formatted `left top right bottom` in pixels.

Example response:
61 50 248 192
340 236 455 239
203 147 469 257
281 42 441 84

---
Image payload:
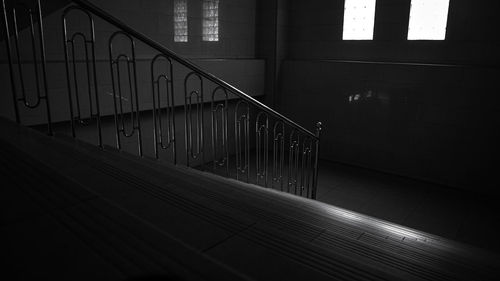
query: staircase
2 116 499 280
1 0 321 199
1 0 500 280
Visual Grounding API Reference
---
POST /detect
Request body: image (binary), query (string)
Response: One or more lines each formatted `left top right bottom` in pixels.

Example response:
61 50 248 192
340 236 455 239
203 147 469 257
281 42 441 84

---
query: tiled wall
0 0 264 125
278 0 500 194
85 0 257 58
280 60 499 193
286 0 499 64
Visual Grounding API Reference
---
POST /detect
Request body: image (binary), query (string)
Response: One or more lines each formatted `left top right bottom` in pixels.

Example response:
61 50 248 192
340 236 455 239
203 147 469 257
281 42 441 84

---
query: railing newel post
312 121 322 200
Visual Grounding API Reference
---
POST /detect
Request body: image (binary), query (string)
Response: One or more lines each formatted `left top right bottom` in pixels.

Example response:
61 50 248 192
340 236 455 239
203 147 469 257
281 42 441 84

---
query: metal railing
1 0 322 199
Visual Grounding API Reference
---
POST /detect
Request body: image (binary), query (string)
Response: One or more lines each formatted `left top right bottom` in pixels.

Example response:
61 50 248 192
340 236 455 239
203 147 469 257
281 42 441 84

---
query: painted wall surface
278 0 500 194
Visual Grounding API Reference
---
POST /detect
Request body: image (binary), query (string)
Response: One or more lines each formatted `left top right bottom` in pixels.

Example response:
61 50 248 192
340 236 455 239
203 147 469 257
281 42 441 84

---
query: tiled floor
315 159 500 253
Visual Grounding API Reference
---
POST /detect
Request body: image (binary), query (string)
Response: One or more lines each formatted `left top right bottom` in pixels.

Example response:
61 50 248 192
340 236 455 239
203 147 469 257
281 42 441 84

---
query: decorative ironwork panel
256 112 269 187
272 121 285 191
184 72 204 167
235 100 250 182
108 31 143 156
151 54 176 162
62 6 102 146
1 0 52 134
211 86 229 175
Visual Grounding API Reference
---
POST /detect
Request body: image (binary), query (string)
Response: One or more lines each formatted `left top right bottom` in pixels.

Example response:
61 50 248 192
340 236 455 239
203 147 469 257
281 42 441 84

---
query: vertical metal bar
300 138 312 197
151 54 176 162
28 8 42 108
2 0 20 123
36 0 52 134
109 32 142 156
62 15 76 137
169 61 177 164
70 40 81 119
108 36 121 150
223 96 228 175
288 130 299 194
88 17 102 147
151 58 160 159
311 122 322 200
63 7 102 146
84 37 93 117
306 141 313 198
130 42 143 157
198 89 203 165
256 112 269 187
184 72 204 167
115 56 128 134
235 100 250 182
157 79 164 146
211 100 217 170
5 1 51 133
116 57 124 133
211 86 228 175
244 109 250 182
235 107 240 180
272 121 284 190
12 9 28 105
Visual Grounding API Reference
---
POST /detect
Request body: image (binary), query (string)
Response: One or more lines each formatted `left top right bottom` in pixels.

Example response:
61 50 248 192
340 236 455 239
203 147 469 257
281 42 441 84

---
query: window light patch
407 0 450 40
342 0 377 40
202 0 219 41
174 0 188 42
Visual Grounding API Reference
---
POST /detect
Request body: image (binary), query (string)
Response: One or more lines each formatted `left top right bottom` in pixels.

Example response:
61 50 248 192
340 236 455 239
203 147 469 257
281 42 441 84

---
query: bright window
202 0 219 41
407 0 450 40
174 0 188 42
342 0 377 40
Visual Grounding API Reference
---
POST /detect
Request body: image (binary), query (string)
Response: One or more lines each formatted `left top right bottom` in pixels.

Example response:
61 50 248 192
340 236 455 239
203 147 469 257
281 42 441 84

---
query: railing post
311 121 322 200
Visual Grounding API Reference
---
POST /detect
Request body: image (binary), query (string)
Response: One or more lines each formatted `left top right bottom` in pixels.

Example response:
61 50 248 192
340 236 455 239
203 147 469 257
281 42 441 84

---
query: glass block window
342 0 377 40
174 0 188 42
407 0 450 40
202 0 219 41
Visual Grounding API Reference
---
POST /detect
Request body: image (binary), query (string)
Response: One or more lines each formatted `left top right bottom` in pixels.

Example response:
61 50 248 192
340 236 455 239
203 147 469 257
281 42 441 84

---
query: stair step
46 132 500 278
1 117 499 280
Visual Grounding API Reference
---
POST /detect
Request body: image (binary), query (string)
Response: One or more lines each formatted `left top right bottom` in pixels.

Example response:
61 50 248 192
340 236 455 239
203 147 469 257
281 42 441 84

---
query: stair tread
1 117 499 280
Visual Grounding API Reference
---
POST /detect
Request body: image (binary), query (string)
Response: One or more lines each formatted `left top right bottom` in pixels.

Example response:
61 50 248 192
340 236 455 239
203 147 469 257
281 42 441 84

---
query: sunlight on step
319 204 428 241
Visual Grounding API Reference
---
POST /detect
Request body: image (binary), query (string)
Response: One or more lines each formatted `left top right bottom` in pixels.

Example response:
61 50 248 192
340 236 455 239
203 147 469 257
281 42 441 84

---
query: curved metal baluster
62 6 103 147
211 86 229 175
235 100 250 182
288 130 300 194
151 54 176 163
272 121 285 191
3 0 52 134
256 112 269 187
300 137 313 197
109 31 143 156
184 72 204 167
15 6 42 109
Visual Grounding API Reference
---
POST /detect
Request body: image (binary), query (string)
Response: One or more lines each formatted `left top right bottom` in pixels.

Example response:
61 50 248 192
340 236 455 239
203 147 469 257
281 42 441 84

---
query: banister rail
2 0 322 200
72 0 317 140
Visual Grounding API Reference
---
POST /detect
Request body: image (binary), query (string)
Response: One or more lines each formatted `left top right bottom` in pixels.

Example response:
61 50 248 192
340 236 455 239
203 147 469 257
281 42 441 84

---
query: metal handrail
72 0 317 139
2 0 322 200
